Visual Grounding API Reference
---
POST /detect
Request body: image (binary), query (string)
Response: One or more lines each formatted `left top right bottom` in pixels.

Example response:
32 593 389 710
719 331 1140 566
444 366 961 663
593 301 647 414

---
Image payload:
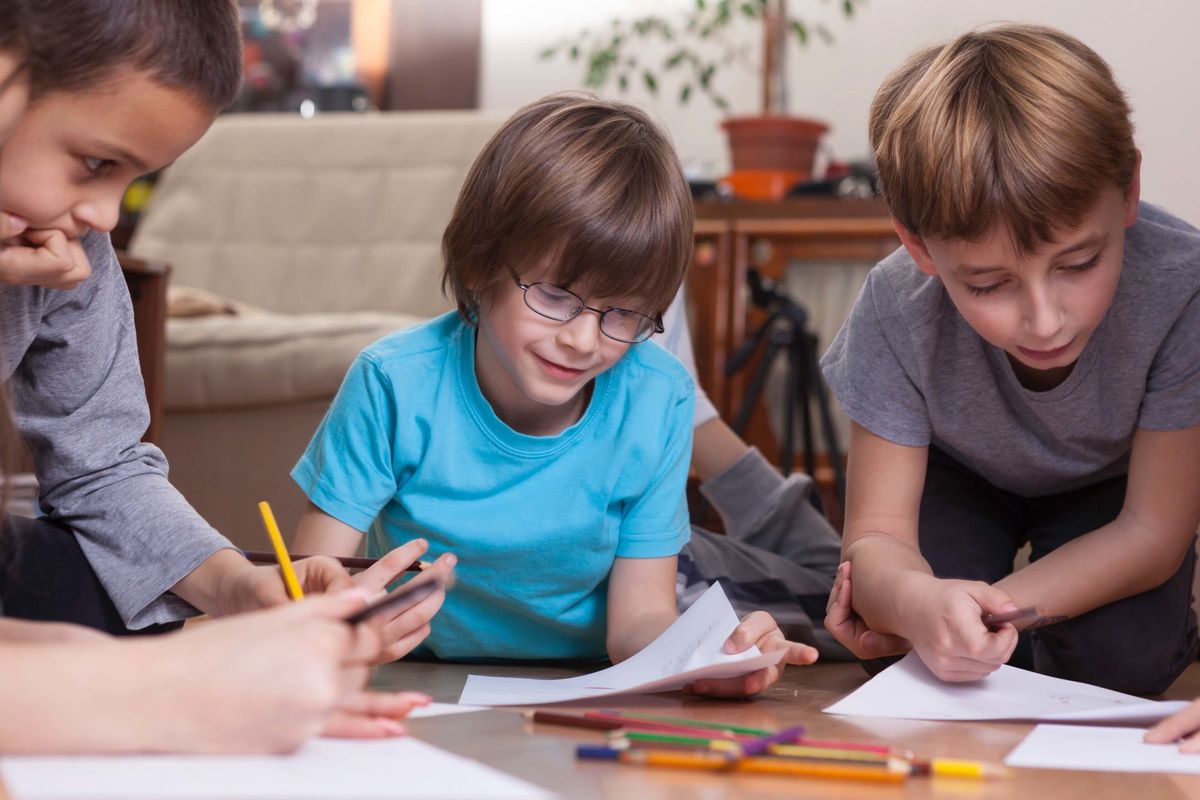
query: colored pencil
577 745 908 783
583 713 747 740
243 550 429 572
982 606 1038 630
524 710 624 731
911 758 1010 779
258 501 304 600
589 710 773 737
739 725 806 756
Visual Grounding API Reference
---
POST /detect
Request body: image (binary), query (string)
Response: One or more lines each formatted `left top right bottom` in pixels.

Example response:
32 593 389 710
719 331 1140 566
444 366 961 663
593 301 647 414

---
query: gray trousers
677 448 851 660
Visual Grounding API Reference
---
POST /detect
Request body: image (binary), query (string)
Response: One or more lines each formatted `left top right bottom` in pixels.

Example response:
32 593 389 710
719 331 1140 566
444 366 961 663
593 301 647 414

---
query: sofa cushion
165 311 426 411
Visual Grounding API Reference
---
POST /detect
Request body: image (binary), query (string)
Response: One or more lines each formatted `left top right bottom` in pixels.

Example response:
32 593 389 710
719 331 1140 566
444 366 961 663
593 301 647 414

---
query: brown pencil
242 550 428 572
524 710 625 731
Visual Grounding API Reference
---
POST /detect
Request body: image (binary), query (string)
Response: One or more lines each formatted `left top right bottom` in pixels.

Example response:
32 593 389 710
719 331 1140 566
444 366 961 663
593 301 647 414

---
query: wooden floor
375 659 1200 800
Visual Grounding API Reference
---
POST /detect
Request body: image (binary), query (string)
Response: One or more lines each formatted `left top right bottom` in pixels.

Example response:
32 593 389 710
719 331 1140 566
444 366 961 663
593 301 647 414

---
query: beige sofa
129 112 505 549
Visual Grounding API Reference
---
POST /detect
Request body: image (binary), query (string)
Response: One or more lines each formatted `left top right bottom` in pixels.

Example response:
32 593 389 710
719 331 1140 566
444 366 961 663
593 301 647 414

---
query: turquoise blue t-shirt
292 312 694 660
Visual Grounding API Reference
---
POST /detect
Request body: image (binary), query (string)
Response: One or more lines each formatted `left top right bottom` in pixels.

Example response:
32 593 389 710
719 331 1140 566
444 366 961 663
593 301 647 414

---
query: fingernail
376 718 406 735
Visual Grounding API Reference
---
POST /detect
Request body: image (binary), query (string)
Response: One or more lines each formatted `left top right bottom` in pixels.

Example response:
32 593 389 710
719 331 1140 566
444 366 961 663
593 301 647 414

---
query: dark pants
0 514 180 636
913 447 1199 695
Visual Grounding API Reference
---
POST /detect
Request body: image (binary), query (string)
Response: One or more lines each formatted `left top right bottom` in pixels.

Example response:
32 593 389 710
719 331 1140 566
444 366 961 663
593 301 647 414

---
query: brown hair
442 93 693 321
870 23 1136 254
9 0 242 110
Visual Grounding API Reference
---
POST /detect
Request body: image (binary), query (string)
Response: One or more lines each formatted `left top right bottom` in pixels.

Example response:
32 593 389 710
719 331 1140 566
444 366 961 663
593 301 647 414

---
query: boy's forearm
843 533 937 636
606 609 678 663
995 516 1193 620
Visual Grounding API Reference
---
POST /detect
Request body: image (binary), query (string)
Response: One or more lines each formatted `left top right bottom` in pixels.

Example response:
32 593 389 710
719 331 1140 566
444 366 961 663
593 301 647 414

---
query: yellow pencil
258 500 304 600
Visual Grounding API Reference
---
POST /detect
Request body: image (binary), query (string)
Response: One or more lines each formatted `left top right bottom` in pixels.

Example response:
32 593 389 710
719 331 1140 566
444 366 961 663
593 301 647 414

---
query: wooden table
373 659 1200 799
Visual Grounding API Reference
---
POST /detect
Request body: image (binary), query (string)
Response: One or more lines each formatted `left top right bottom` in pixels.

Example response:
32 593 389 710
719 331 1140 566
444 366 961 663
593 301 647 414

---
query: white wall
482 0 1200 225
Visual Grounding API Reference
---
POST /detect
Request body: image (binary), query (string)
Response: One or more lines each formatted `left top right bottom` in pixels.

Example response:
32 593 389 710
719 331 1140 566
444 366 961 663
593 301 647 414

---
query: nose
73 192 122 235
1021 281 1066 342
557 309 602 354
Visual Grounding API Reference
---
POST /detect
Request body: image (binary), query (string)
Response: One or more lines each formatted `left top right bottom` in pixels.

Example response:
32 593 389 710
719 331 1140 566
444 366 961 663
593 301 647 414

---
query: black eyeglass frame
513 277 665 344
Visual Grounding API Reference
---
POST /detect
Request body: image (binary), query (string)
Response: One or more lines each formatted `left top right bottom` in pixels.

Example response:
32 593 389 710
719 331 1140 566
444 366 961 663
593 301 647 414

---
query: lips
1017 338 1076 362
534 352 589 379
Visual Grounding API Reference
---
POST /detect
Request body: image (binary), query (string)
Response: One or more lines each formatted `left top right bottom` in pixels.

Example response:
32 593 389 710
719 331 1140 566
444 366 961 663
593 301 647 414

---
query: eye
1062 253 1101 273
965 281 1003 297
82 156 116 175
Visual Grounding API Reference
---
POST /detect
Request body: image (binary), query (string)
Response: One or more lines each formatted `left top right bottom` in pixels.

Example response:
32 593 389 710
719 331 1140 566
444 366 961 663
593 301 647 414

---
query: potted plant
541 0 863 200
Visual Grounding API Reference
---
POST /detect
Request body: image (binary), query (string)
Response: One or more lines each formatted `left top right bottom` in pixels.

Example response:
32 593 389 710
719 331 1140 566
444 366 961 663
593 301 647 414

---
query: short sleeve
820 269 932 446
292 353 401 531
1139 281 1200 430
654 289 719 428
615 380 694 558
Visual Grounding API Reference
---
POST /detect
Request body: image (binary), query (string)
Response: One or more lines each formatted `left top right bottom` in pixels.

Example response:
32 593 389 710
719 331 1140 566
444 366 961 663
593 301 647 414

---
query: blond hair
442 93 692 320
871 23 1136 253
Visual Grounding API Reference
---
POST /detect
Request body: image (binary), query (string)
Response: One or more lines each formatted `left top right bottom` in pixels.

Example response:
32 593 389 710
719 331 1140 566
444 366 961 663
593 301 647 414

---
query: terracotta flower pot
721 114 829 200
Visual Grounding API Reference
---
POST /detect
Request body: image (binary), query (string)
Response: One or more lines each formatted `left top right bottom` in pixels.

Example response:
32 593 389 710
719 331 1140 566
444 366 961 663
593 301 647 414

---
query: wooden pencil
243 550 428 572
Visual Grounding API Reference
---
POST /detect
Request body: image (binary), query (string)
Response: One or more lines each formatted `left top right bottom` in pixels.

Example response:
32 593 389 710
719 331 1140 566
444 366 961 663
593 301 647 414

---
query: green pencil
591 710 773 737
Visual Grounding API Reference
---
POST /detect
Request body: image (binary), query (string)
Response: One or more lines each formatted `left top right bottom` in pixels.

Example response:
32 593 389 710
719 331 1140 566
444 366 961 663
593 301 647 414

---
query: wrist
171 549 263 617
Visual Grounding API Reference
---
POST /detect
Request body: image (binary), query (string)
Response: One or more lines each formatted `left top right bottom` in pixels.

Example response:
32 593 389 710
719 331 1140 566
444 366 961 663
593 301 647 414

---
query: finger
0 212 27 239
375 623 432 664
859 630 911 658
723 611 778 654
1146 702 1200 744
336 663 373 698
775 639 819 666
285 587 374 622
377 587 445 646
355 539 431 593
320 710 407 739
826 562 848 614
294 556 356 596
338 690 432 719
688 668 770 699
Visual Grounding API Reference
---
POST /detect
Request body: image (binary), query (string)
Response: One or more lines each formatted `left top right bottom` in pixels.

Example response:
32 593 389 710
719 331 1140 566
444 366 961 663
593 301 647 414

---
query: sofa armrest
117 251 170 444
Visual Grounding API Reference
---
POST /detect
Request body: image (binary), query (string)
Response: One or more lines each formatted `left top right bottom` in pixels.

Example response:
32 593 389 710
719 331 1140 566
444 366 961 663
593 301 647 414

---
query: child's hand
139 590 384 753
352 540 457 663
321 690 432 739
906 577 1020 682
824 561 911 659
0 222 93 290
1145 699 1200 753
684 611 818 698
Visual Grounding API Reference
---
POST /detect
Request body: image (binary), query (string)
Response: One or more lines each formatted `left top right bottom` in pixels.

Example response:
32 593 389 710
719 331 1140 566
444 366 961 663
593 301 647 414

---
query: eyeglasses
514 277 664 344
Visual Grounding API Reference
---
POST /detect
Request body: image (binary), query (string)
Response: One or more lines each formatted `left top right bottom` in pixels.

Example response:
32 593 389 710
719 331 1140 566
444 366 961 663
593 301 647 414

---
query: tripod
726 269 846 509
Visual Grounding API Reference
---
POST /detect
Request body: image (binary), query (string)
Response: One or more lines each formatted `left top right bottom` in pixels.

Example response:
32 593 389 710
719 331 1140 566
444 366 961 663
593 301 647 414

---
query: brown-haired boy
292 93 817 694
821 23 1200 694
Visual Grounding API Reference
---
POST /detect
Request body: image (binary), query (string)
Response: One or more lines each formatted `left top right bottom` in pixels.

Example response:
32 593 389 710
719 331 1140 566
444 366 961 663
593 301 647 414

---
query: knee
1035 616 1199 695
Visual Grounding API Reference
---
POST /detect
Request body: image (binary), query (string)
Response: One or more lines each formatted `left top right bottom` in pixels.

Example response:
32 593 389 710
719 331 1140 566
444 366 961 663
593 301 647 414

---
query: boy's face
0 68 215 240
474 264 637 436
899 177 1140 387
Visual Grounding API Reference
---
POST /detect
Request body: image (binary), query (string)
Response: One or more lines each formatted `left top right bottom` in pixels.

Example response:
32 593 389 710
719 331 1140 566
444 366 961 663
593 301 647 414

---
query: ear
890 218 939 277
1123 150 1142 228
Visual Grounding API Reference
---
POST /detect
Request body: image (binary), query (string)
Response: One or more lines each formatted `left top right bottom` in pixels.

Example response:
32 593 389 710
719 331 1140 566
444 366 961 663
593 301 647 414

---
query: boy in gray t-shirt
819 24 1200 695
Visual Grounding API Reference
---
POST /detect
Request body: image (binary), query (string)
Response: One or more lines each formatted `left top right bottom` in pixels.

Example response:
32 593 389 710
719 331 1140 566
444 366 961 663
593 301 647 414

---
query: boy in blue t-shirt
292 94 816 695
821 24 1200 697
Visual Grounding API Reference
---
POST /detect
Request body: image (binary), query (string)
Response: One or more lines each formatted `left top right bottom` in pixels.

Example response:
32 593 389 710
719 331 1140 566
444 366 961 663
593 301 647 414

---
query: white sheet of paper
407 702 488 718
824 652 1188 724
1006 724 1200 774
457 582 783 706
0 738 553 800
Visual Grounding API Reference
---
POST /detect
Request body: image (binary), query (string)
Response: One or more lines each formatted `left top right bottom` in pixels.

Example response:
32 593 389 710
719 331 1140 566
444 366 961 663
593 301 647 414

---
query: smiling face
896 175 1140 390
0 68 215 239
473 265 641 436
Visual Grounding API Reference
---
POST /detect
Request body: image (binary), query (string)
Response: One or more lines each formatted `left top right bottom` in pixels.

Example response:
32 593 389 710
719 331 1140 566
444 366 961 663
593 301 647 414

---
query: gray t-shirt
1 231 233 627
820 202 1200 497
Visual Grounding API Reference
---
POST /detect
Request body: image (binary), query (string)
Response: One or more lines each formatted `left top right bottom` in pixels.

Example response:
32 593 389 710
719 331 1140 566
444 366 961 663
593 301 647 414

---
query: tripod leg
790 341 816 479
805 331 847 505
731 338 782 437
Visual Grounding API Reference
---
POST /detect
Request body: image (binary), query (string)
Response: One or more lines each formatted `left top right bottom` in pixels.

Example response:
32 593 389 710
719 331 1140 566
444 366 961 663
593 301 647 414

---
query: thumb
1 212 27 240
971 584 1018 617
288 588 375 621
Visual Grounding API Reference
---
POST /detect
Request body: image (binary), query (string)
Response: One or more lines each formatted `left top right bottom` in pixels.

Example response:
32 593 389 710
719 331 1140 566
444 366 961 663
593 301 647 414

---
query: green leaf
714 95 731 112
699 63 715 88
569 44 579 59
665 49 687 69
680 84 692 103
643 71 658 93
618 74 629 92
842 0 855 16
790 20 808 45
739 2 758 18
538 46 557 60
695 0 706 9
